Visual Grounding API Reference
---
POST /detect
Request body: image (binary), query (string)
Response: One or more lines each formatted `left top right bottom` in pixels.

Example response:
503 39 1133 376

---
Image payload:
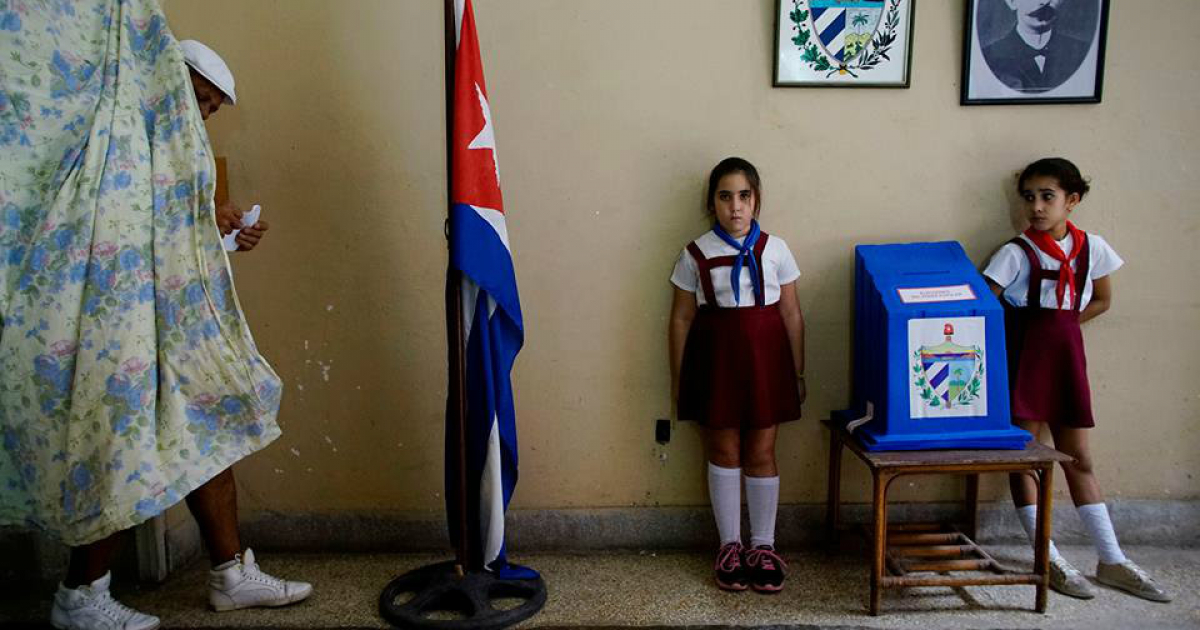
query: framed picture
962 0 1110 105
774 0 916 88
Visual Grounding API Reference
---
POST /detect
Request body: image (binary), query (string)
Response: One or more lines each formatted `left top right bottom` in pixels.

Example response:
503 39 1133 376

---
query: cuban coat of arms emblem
775 0 913 86
907 317 988 419
809 1 886 68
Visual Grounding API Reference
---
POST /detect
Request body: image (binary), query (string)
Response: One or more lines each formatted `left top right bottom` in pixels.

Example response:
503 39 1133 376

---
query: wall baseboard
238 498 1200 553
6 499 1196 584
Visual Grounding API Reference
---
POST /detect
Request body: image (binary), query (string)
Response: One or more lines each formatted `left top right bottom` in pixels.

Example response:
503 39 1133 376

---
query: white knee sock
744 474 780 548
707 463 742 545
1078 503 1127 565
1016 504 1063 563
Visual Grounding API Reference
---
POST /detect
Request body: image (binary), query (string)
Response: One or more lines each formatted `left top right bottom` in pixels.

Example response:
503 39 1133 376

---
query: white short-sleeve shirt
670 230 801 308
983 232 1123 310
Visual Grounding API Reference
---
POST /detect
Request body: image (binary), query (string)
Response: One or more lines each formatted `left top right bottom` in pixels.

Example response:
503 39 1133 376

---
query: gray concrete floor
3 545 1198 629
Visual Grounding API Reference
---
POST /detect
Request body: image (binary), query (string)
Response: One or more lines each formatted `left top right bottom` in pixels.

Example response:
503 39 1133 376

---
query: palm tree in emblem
846 12 872 62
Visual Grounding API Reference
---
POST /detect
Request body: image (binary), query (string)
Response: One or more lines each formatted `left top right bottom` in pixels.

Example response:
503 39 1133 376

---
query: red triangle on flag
451 0 504 213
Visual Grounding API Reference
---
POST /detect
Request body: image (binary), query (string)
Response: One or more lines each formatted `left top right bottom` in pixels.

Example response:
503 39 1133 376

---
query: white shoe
1096 560 1173 603
208 548 313 611
50 572 160 630
1048 555 1096 599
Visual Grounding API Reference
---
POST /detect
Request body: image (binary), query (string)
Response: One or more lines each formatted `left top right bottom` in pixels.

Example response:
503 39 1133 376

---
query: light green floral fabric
0 0 282 545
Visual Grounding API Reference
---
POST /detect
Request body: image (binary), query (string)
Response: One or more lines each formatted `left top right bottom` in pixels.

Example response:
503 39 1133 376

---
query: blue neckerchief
712 219 762 306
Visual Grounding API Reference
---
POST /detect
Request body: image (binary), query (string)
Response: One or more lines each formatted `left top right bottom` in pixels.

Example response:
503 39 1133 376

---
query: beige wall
161 0 1200 519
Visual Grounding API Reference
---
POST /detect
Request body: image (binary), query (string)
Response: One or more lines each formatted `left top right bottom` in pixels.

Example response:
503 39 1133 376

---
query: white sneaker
1049 555 1096 599
1097 560 1173 602
50 572 160 630
208 548 313 611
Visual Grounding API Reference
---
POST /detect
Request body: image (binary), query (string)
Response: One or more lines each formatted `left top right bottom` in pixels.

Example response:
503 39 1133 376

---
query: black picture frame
962 0 1110 105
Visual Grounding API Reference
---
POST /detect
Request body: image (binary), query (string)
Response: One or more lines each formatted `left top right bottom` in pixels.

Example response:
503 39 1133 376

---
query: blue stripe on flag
448 202 526 573
450 203 523 333
461 285 522 570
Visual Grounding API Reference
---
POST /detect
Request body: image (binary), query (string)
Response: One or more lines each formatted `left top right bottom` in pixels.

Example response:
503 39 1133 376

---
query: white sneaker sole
51 608 161 630
1049 582 1096 599
210 586 314 612
1096 577 1172 603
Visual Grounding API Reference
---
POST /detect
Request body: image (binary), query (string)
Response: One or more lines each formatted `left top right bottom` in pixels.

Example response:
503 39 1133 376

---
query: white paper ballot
223 204 261 251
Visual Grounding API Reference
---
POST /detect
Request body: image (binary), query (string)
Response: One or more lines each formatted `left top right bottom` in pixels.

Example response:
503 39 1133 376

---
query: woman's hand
235 220 269 251
797 375 807 405
215 202 244 236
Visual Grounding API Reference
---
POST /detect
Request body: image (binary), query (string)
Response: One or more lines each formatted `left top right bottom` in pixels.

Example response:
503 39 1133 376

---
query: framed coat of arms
774 0 916 87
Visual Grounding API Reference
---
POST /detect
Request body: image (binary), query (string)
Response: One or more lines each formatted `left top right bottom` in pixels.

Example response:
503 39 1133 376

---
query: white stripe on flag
459 281 498 347
472 205 511 250
454 0 466 48
460 280 480 341
480 415 505 567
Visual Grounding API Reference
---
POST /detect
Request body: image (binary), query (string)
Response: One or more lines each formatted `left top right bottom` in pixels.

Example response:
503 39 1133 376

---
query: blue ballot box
832 241 1031 451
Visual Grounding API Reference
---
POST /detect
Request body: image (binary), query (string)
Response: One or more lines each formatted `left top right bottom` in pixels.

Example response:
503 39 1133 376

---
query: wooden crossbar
887 522 943 532
903 558 992 572
888 545 974 558
887 532 962 545
881 574 1042 588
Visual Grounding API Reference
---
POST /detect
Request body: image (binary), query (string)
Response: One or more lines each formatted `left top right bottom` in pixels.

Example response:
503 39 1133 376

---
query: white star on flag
469 83 499 185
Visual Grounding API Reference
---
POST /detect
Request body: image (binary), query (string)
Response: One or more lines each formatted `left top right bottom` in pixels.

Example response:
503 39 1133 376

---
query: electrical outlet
655 418 670 444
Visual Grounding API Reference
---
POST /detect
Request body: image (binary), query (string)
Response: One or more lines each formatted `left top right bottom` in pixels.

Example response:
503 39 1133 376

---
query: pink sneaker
714 541 748 591
745 545 787 593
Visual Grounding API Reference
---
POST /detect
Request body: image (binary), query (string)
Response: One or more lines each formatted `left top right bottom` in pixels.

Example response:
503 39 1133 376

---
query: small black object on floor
379 561 546 630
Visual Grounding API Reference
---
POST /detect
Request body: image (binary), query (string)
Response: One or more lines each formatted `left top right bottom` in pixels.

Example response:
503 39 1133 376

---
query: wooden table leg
1034 465 1054 613
870 471 890 616
965 473 980 540
826 429 843 539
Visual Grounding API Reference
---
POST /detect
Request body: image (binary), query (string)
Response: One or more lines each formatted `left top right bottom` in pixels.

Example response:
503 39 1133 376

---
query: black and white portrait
962 0 1109 104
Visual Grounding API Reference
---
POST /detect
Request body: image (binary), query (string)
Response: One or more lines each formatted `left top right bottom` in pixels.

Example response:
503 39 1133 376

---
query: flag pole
445 0 471 576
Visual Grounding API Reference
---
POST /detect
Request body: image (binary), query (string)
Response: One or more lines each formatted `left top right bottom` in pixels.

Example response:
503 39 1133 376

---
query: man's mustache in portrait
1028 4 1058 22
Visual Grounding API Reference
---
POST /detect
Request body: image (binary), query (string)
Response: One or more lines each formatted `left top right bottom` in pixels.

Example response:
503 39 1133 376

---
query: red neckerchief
1023 221 1086 309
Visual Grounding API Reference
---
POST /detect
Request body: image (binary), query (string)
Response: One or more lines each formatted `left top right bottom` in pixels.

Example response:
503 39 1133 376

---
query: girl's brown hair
1019 157 1090 199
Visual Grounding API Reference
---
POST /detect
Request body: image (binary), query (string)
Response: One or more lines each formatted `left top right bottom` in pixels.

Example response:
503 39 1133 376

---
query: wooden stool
822 419 1073 615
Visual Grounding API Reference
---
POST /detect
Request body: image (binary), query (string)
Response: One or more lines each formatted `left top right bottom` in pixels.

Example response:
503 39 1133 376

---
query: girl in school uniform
984 157 1171 603
668 157 806 593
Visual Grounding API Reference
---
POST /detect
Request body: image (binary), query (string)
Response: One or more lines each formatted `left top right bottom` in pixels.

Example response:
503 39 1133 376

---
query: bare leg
1009 418 1044 507
740 426 779 478
64 531 123 588
186 468 242 567
704 427 741 468
1047 424 1104 506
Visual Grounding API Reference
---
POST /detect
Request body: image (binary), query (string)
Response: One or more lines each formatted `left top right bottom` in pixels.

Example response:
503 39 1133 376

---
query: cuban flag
446 0 535 579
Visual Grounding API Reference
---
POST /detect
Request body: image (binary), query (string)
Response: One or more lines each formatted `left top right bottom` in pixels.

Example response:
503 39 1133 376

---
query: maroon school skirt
1005 307 1095 428
678 304 802 429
